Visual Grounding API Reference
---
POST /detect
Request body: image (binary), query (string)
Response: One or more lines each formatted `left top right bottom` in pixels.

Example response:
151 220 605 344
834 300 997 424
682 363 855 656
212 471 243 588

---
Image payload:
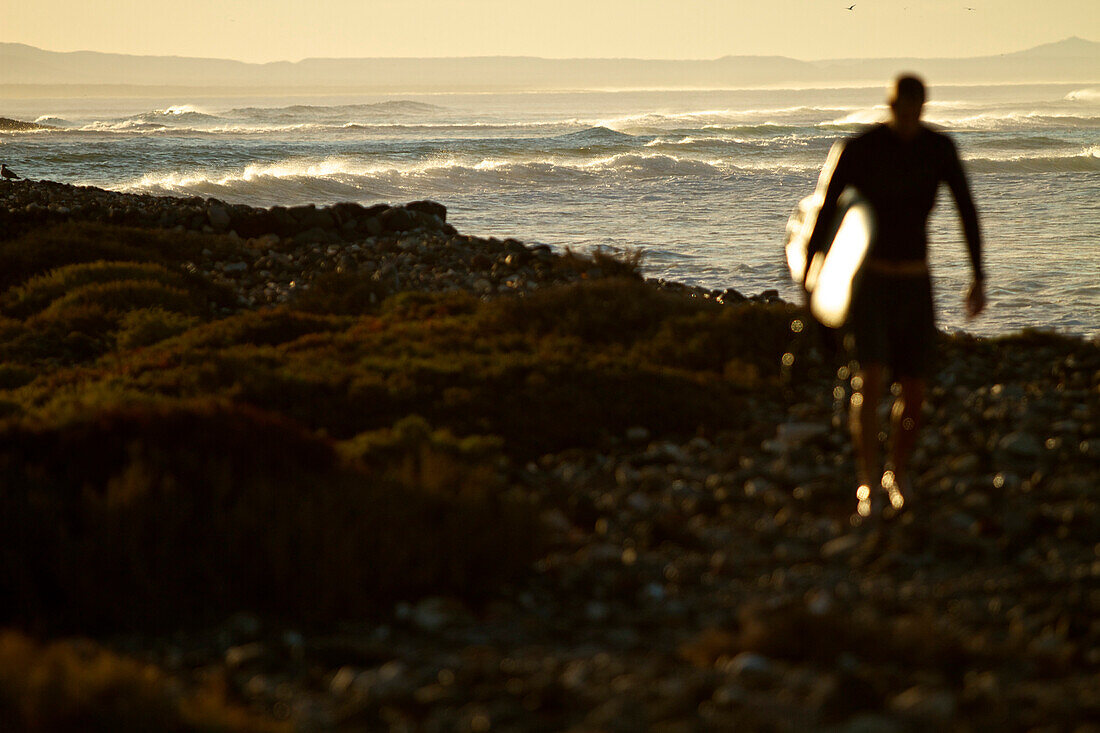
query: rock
406 200 447 222
585 601 610 622
625 426 651 444
996 431 1042 459
727 652 775 687
408 597 468 632
363 216 384 236
294 227 332 245
225 642 268 669
329 201 366 225
329 666 359 697
949 454 981 473
840 714 903 733
718 288 747 304
889 686 957 723
207 204 231 231
775 422 829 448
380 207 416 232
821 533 862 559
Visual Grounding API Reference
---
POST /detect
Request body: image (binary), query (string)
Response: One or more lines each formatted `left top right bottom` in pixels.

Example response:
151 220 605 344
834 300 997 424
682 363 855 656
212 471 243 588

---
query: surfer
804 74 986 519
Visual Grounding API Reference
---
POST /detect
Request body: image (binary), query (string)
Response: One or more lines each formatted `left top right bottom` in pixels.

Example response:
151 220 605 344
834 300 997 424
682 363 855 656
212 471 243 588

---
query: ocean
2 83 1098 338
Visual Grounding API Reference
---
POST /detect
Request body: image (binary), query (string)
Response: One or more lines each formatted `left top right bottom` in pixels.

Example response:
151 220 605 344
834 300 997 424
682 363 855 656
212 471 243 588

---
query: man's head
889 74 926 140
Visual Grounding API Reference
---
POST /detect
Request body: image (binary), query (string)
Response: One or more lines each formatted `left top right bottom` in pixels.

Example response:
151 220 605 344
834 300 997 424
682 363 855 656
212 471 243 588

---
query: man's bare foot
881 470 909 512
855 483 883 520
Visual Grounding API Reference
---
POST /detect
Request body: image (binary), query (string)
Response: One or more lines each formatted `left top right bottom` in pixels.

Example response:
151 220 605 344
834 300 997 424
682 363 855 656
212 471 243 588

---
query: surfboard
784 142 876 328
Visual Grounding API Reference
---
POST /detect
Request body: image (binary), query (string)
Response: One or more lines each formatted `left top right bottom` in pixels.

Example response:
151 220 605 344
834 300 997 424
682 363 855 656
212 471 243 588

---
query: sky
2 0 1097 62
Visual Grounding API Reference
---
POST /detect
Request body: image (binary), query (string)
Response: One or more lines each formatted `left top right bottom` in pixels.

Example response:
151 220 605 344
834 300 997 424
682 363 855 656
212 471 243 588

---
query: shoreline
0 179 1097 730
3 179 1094 342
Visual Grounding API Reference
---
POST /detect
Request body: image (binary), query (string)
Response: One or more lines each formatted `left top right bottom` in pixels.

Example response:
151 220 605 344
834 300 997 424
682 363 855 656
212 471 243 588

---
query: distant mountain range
1 37 1097 94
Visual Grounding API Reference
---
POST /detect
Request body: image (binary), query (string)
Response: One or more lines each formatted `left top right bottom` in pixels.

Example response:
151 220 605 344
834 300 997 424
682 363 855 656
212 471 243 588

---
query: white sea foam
964 146 1100 173
1065 88 1100 102
822 108 887 126
123 151 736 202
8 84 1097 336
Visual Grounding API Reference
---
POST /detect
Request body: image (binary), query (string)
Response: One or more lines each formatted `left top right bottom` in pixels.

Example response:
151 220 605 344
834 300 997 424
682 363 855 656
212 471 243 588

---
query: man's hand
965 279 986 319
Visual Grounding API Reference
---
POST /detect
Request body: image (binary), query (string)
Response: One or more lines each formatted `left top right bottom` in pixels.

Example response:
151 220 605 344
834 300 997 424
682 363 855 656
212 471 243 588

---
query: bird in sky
846 4 856 9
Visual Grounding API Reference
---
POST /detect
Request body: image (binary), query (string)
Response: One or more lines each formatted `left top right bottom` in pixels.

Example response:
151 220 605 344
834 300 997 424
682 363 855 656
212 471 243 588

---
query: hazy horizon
3 36 1098 63
3 0 1099 63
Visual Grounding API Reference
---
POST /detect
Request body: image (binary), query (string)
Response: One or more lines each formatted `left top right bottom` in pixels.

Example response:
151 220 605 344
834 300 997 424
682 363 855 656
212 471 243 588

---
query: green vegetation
0 222 808 635
0 630 287 732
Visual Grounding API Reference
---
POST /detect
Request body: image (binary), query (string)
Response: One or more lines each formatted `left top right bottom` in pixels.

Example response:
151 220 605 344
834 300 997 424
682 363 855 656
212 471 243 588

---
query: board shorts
846 270 936 379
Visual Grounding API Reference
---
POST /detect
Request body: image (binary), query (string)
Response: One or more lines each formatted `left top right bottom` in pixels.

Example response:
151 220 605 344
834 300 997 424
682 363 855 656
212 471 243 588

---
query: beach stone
329 666 359 697
950 454 982 473
840 714 903 733
997 431 1042 459
329 201 366 225
719 287 747 303
775 422 829 447
821 533 862 559
225 642 268 669
406 200 447 222
409 597 468 632
207 204 231 231
728 651 773 682
889 686 957 723
380 207 416 232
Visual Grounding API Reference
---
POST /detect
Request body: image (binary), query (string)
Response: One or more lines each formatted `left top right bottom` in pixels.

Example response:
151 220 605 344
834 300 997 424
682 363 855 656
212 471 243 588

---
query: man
805 75 986 520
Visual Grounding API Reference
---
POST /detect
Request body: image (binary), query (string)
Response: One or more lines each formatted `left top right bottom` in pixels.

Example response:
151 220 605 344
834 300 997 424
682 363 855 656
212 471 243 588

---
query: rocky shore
0 181 1096 731
0 179 767 309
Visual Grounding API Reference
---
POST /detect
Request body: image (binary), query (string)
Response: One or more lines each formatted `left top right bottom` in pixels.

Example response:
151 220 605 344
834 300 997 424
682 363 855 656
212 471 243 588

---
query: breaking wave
121 152 733 205
965 146 1100 173
1065 88 1100 102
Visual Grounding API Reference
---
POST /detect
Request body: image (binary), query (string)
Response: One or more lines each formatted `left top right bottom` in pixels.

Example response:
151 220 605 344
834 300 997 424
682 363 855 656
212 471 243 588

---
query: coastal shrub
634 303 809 380
170 308 349 349
0 630 287 732
491 277 707 345
1 261 190 318
0 224 160 291
0 401 541 631
0 223 255 290
552 246 645 279
291 270 390 315
115 308 199 350
0 363 36 390
378 289 481 320
38 281 202 319
5 278 777 454
5 304 119 364
340 415 507 498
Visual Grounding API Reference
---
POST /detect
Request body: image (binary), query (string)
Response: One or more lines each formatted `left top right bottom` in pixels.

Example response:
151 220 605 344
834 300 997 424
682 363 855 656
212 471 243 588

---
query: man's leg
850 363 886 517
882 376 925 509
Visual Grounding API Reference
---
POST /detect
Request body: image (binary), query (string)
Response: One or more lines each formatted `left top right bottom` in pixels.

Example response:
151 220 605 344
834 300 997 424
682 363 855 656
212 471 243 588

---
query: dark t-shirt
807 123 984 280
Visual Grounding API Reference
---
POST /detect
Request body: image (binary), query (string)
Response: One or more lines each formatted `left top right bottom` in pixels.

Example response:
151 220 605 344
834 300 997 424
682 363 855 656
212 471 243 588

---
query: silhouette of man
805 74 986 519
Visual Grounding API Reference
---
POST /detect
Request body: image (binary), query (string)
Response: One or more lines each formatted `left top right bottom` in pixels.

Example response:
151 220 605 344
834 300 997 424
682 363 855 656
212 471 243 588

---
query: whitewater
2 83 1098 337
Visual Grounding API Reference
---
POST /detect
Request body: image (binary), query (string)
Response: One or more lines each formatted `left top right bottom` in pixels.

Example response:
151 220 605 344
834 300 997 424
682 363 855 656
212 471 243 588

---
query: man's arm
803 142 854 283
942 136 986 317
943 137 984 281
